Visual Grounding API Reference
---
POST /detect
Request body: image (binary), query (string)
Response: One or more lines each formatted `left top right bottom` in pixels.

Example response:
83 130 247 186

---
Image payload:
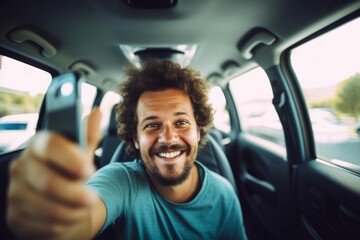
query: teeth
158 151 181 158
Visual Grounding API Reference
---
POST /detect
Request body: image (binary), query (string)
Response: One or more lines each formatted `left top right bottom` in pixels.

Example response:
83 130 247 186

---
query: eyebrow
140 111 191 125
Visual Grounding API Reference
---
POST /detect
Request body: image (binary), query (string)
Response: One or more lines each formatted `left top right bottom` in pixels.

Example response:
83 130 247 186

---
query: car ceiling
0 0 359 92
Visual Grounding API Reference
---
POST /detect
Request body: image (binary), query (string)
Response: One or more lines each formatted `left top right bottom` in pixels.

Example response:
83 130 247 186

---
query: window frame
282 13 360 173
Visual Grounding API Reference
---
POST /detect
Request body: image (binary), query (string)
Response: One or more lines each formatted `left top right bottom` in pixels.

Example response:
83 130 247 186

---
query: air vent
119 44 197 68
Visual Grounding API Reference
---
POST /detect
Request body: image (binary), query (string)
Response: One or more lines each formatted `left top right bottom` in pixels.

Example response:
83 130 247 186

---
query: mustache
150 143 189 155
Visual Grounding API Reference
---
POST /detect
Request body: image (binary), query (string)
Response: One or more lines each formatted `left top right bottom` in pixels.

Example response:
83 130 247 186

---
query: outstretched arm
7 108 106 240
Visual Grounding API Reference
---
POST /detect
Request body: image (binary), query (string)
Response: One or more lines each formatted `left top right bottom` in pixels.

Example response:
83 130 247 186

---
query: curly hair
116 60 214 157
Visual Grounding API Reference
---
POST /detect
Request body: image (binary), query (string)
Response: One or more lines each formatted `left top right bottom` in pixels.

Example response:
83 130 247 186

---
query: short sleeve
86 163 137 233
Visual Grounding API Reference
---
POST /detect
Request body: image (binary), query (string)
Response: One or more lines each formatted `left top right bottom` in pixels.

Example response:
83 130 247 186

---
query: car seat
98 104 122 168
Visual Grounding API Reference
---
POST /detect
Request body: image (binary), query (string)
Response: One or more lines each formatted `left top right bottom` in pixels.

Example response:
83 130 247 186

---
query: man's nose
158 124 178 144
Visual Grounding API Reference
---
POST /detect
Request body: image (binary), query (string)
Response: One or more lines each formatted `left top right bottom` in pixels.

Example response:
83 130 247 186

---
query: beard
142 143 197 187
148 160 193 186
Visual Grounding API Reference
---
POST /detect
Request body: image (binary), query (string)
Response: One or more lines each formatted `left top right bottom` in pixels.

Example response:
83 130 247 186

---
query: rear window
229 67 286 156
208 86 231 133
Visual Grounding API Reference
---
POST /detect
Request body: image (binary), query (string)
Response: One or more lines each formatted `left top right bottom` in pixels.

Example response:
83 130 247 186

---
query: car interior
1 0 360 239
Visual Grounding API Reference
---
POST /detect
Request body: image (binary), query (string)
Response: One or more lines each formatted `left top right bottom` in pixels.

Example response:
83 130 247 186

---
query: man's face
134 88 200 186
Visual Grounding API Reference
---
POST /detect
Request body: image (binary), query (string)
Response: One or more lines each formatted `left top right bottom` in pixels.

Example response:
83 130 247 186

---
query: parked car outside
308 108 351 142
246 108 351 144
0 113 38 154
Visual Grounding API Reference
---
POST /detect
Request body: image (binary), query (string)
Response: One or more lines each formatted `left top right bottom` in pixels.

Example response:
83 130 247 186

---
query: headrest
108 104 118 135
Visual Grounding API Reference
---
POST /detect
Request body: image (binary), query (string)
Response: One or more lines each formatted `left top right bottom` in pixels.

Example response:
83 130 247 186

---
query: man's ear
133 136 139 149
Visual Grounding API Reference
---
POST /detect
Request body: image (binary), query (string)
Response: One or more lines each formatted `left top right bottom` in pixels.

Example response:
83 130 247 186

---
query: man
7 60 247 239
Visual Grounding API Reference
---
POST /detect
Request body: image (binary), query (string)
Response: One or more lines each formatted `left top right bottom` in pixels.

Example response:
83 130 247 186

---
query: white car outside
0 113 38 154
246 108 351 144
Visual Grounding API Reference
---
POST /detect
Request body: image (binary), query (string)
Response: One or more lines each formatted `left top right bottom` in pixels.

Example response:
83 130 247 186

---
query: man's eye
177 120 189 126
145 123 159 129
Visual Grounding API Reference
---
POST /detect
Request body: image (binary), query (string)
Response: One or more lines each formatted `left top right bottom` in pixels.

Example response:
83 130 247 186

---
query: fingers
6 211 67 240
26 107 103 180
19 156 96 206
27 131 94 179
8 176 93 224
7 138 97 239
7 199 92 240
6 108 103 240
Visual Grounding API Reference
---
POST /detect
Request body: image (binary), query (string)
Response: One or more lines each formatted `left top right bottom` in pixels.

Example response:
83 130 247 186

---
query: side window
229 67 285 145
291 17 360 169
208 86 231 133
0 55 51 154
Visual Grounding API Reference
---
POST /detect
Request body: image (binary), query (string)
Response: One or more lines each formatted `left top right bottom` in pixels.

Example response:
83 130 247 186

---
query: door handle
244 173 276 203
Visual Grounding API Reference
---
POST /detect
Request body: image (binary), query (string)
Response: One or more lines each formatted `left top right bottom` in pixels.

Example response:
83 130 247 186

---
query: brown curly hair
116 60 214 157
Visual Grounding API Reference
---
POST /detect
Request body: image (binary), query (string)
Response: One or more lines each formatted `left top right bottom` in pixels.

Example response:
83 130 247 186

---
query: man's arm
90 196 107 237
6 108 106 239
221 195 248 240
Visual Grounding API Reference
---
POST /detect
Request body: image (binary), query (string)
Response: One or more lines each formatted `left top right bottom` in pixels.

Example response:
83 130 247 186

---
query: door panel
230 134 292 240
0 151 21 239
297 160 360 239
289 16 360 240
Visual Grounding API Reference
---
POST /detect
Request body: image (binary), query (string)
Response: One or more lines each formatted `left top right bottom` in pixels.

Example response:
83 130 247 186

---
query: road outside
316 137 360 167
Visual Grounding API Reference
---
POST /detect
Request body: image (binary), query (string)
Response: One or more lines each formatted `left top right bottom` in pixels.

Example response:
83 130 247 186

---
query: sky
291 17 360 89
227 17 360 105
0 56 51 96
0 56 98 114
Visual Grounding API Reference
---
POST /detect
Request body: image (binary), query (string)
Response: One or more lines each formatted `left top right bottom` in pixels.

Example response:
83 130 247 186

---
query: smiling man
7 60 247 239
135 89 199 189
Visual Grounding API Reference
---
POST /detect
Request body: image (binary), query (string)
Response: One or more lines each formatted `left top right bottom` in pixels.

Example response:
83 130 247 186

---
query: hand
6 108 102 240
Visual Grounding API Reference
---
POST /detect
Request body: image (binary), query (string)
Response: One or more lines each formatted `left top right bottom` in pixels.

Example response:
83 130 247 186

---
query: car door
226 15 360 240
227 67 293 240
289 16 360 239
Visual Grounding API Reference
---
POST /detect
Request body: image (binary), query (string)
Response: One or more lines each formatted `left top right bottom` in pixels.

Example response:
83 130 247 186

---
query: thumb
86 107 103 157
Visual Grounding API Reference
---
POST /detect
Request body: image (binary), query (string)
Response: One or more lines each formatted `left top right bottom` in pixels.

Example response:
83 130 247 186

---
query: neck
150 164 200 203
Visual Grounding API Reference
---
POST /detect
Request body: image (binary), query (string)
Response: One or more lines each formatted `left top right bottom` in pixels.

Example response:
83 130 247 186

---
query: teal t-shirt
87 160 247 240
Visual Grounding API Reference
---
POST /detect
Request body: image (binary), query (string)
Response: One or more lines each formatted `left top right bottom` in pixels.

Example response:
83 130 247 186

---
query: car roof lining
0 0 359 91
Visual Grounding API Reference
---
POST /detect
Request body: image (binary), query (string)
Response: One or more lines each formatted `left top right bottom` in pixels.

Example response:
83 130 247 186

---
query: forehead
136 88 193 118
